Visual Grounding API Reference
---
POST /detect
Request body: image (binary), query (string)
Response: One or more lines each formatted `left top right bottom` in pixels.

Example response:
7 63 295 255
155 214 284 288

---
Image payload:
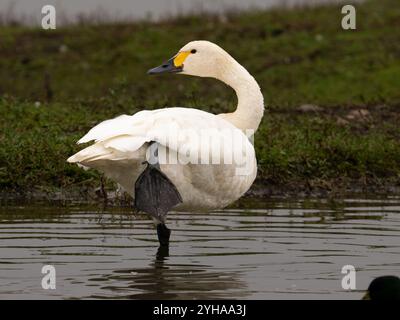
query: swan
67 40 264 247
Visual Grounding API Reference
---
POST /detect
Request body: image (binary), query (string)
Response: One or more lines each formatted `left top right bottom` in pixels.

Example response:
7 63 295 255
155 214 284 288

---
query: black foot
134 163 182 221
157 224 171 247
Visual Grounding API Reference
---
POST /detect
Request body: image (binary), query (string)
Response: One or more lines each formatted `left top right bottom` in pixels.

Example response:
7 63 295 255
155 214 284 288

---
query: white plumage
68 40 264 217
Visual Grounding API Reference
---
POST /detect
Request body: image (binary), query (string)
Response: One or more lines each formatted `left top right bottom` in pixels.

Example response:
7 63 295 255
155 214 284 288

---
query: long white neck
216 58 264 132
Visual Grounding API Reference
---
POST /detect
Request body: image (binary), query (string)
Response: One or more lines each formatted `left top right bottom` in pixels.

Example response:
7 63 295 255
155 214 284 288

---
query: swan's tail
67 141 148 197
67 143 113 164
68 134 149 164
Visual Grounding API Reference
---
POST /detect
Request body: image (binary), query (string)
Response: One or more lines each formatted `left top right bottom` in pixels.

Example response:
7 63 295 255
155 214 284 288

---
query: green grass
0 0 400 195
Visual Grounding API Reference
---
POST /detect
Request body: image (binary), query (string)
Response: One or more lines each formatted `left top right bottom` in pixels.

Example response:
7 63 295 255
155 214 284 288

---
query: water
1 0 353 25
0 197 399 299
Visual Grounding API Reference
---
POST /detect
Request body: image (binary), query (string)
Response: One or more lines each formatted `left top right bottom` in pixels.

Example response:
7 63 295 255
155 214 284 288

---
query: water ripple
0 197 399 299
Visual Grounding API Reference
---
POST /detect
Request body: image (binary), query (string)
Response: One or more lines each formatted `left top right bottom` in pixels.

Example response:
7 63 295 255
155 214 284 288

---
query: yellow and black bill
147 51 190 75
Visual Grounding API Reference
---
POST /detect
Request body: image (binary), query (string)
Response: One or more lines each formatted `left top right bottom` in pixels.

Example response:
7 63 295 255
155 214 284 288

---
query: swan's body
68 40 264 245
68 107 257 211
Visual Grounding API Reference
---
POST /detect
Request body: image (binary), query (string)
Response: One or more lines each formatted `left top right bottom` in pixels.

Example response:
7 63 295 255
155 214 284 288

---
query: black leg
157 223 171 247
156 245 170 261
134 163 182 220
134 142 182 247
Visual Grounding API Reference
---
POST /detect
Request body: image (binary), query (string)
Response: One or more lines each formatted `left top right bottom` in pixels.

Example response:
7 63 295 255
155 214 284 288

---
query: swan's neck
217 59 264 132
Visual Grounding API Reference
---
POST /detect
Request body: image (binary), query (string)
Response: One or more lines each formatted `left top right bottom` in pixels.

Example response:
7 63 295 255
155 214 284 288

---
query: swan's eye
191 49 197 54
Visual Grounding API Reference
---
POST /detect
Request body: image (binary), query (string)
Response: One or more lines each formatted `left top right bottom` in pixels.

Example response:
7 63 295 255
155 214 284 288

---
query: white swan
67 40 264 246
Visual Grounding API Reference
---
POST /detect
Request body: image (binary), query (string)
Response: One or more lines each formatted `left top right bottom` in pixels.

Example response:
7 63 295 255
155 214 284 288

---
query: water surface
0 197 399 299
2 0 355 25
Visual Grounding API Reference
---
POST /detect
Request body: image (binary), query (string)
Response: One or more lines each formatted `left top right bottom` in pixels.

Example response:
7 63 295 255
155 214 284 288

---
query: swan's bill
148 51 192 74
148 55 183 74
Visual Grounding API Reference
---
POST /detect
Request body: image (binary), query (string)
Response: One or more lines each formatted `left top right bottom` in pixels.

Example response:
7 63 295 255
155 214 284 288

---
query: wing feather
68 107 254 165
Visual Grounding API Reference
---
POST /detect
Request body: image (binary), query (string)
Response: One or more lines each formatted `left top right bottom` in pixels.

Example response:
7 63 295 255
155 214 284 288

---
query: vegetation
0 0 399 197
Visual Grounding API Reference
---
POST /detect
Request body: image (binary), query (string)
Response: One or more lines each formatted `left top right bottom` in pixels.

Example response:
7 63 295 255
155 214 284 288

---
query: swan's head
147 40 233 79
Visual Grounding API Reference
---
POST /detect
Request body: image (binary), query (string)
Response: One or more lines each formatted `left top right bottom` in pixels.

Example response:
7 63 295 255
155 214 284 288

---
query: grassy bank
0 0 399 198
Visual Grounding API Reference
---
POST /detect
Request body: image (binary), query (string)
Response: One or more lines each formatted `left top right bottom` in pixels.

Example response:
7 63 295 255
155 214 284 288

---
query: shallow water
0 197 399 299
3 0 353 25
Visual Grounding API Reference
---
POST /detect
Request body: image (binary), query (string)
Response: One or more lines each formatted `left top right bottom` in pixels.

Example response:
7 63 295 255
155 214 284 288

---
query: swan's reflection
90 247 247 299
